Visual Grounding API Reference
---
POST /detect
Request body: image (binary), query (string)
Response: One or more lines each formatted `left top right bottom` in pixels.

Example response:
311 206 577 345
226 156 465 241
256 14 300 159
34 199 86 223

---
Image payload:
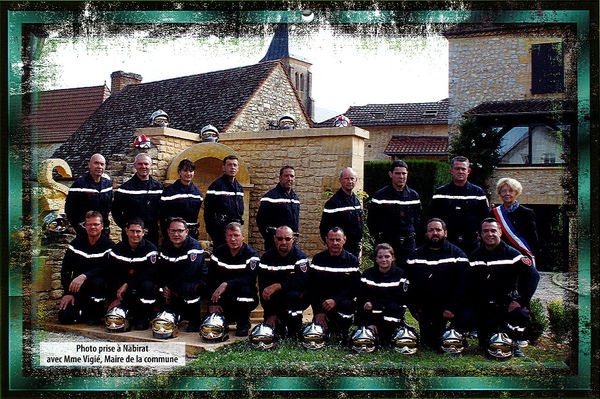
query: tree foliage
449 116 504 193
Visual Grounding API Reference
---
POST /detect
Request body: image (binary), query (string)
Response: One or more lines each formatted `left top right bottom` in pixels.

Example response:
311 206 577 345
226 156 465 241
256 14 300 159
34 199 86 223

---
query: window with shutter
531 42 564 94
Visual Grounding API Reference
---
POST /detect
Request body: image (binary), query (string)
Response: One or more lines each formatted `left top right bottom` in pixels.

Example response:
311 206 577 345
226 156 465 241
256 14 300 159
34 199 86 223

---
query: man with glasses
319 167 363 257
258 225 309 339
159 217 207 332
107 218 159 330
256 166 300 251
58 211 114 325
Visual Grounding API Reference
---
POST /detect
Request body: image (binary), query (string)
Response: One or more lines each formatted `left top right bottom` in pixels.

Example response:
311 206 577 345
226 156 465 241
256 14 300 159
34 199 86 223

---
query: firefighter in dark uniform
368 160 421 266
429 156 490 255
309 227 361 341
159 217 207 332
319 167 363 257
107 218 159 330
256 166 300 251
470 218 539 357
357 243 410 346
65 154 113 237
204 155 244 248
160 159 203 240
208 222 259 337
58 211 114 324
258 225 309 339
112 153 163 245
405 218 472 349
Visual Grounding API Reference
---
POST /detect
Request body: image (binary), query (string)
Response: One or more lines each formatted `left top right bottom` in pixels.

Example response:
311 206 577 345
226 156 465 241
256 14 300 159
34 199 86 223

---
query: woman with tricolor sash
489 178 538 267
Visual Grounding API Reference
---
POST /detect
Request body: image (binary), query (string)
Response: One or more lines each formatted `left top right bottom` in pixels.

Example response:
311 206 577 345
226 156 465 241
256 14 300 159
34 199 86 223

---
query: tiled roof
53 61 281 177
466 99 576 116
21 85 110 144
315 99 448 127
260 23 290 62
384 135 448 155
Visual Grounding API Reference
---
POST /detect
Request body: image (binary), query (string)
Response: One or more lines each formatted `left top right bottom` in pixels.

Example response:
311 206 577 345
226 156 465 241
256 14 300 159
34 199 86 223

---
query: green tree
449 116 504 193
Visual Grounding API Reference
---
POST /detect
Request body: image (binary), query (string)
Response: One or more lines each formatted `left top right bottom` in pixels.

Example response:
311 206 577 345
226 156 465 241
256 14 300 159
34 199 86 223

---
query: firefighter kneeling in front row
356 243 411 347
308 227 361 342
470 218 539 358
258 225 309 339
207 222 259 337
158 217 207 332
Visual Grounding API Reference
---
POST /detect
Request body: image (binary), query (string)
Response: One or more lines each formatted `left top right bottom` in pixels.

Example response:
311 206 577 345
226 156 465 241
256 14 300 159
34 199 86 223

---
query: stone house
443 23 578 270
52 60 312 179
316 99 449 162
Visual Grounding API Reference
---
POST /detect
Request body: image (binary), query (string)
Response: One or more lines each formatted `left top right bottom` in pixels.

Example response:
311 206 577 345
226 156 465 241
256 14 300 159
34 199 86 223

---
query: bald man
65 154 113 237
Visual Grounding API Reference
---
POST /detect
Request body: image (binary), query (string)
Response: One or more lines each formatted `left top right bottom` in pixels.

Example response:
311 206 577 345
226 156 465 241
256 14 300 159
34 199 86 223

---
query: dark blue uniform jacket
258 246 309 294
159 236 207 292
256 183 300 236
368 184 421 237
65 173 113 230
61 234 115 295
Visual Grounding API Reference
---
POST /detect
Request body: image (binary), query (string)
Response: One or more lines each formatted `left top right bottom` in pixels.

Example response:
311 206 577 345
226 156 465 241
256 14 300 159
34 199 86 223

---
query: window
531 42 564 94
300 73 304 91
371 112 386 120
498 124 566 166
423 109 438 117
295 72 299 89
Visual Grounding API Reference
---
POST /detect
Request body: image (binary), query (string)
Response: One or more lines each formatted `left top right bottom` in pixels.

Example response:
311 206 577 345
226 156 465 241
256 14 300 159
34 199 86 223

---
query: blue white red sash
492 205 536 267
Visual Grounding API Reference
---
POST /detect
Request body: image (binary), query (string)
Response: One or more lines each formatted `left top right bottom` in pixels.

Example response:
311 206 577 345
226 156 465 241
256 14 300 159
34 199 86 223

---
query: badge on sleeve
299 260 308 273
521 256 532 266
190 253 197 262
249 259 258 271
402 280 409 293
150 254 157 264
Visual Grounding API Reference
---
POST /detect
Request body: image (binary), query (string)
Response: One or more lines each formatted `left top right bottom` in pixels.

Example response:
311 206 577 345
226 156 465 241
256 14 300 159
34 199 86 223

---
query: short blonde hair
496 177 522 196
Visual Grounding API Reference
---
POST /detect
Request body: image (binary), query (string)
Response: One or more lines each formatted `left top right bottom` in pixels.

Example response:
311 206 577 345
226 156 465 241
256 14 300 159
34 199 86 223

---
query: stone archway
166 142 253 241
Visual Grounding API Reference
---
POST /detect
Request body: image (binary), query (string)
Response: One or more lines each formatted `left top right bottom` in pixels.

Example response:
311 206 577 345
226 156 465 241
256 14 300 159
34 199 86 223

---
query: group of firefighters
58 151 539 358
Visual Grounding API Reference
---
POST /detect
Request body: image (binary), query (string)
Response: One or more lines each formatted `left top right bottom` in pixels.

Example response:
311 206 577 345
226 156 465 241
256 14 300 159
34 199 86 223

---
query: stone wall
364 124 448 162
447 29 577 136
227 63 311 133
220 127 369 255
488 166 565 205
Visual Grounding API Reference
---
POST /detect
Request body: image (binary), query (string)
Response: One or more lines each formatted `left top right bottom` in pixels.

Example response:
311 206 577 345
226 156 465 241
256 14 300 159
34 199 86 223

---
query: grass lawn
169 336 570 378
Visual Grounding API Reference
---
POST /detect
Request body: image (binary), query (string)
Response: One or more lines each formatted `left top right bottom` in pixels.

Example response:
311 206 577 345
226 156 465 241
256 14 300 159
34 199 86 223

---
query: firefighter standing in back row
256 166 300 251
429 156 490 255
204 155 244 248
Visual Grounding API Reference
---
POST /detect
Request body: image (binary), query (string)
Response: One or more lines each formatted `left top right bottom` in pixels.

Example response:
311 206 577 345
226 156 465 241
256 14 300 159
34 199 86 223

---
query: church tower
260 23 314 120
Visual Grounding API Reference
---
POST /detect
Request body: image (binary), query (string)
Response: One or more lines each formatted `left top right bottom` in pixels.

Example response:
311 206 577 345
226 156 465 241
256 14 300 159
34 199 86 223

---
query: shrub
547 299 578 342
526 298 548 344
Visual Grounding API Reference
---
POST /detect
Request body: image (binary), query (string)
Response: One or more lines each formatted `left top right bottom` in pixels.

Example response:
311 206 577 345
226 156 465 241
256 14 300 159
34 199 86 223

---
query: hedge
364 160 451 210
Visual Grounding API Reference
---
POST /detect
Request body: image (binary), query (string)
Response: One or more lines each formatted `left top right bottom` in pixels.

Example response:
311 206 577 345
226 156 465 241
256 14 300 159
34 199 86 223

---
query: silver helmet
392 325 419 355
105 306 130 333
200 312 228 341
278 113 296 129
440 328 467 355
150 109 169 126
249 323 276 351
151 311 180 339
487 332 514 359
351 326 377 353
200 124 219 142
301 322 326 350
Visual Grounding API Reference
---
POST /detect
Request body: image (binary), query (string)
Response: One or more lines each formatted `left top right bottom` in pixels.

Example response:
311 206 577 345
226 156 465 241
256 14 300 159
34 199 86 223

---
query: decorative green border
6 7 592 393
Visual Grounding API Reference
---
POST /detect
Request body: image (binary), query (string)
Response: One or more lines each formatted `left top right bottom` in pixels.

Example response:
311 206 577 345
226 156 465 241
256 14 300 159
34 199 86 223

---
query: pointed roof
260 23 290 62
53 61 282 177
20 85 110 144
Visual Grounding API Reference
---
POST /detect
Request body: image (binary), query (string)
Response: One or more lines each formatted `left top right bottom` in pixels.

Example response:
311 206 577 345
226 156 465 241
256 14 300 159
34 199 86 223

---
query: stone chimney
110 71 142 94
